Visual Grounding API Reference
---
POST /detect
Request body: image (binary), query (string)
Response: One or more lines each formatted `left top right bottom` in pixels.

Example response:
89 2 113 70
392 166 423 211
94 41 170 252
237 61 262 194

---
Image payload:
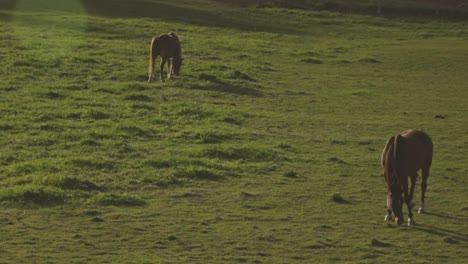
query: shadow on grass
424 211 467 222
413 225 468 243
78 0 301 34
0 0 14 9
412 211 468 243
0 0 302 35
192 73 262 97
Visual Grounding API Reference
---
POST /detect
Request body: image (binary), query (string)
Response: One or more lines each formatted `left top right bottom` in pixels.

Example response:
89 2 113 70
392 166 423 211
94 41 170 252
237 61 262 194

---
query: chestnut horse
148 32 183 82
381 129 433 226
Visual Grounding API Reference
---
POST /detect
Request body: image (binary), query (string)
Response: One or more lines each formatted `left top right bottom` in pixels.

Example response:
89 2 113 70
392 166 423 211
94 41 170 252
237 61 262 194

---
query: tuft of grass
80 138 102 146
37 175 101 191
174 167 223 181
159 102 215 120
198 73 220 82
301 58 323 64
0 185 65 206
200 146 280 162
81 110 110 120
143 159 173 169
42 91 65 99
227 70 256 82
358 57 381 63
91 193 146 207
283 170 299 178
330 192 347 203
191 130 238 144
123 93 153 102
117 125 152 138
71 158 115 171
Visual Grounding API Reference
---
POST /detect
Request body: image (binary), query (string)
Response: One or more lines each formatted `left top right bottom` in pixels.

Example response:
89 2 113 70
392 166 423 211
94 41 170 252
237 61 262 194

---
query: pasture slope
0 0 467 263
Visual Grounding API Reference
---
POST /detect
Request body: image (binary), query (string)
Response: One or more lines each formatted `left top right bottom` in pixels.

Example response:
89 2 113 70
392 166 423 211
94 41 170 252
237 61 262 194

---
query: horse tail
393 134 406 179
423 132 434 168
381 136 394 169
148 36 159 79
382 136 395 193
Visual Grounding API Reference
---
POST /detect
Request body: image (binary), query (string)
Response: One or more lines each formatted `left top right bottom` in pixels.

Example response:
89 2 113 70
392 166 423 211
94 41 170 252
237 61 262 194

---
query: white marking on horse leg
418 202 425 214
148 73 155 82
408 218 415 226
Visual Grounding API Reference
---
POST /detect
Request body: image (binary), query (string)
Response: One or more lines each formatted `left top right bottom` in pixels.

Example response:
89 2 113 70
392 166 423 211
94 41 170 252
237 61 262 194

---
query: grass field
0 0 467 263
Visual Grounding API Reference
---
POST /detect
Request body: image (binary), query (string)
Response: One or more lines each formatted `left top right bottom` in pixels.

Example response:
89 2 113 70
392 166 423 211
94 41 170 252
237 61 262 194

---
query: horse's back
152 33 180 58
400 130 433 153
400 130 433 170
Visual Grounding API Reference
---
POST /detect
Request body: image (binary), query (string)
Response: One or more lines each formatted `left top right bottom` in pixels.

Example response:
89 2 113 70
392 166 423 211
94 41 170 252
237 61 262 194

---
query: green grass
0 0 467 263
254 0 468 18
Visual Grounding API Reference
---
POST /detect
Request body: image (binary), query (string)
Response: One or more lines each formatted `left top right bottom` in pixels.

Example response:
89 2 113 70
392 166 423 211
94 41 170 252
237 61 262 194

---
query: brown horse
148 32 183 82
381 129 433 226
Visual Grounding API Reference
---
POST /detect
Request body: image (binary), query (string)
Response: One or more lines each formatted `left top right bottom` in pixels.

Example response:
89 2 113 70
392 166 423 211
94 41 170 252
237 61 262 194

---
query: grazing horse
148 32 183 82
381 129 433 226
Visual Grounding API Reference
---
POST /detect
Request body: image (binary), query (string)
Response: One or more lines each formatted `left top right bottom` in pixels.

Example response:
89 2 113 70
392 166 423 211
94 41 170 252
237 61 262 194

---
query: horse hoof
396 217 404 225
418 208 425 214
408 218 416 226
384 214 393 222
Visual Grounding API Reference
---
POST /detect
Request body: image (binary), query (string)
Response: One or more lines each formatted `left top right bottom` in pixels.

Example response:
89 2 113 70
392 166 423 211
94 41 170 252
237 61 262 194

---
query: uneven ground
0 0 467 263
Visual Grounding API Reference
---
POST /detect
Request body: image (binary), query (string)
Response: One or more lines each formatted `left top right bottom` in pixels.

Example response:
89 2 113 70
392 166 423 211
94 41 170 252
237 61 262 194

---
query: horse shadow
412 213 468 243
192 73 263 97
424 211 467 222
413 225 468 243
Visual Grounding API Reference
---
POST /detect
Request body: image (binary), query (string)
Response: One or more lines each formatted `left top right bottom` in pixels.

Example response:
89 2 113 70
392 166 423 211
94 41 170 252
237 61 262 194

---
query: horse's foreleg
385 210 393 222
419 167 430 214
160 57 167 82
167 59 173 79
403 180 415 226
409 174 417 209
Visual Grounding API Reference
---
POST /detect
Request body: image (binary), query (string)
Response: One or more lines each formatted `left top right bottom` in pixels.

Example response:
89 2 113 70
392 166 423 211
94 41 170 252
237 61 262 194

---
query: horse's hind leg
148 55 156 82
419 167 430 214
384 194 393 223
159 57 167 82
403 180 415 226
167 59 173 79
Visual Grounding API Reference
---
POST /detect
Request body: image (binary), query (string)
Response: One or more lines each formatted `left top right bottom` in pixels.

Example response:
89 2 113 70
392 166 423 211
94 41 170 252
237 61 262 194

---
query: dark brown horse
148 32 183 82
381 129 433 225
